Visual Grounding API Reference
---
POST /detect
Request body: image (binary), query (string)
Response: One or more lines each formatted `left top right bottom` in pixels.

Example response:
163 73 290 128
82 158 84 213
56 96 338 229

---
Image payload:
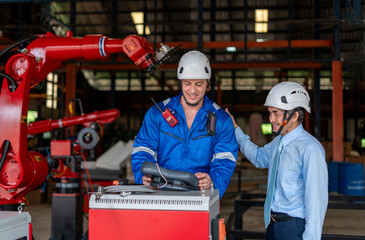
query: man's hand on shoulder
225 108 238 129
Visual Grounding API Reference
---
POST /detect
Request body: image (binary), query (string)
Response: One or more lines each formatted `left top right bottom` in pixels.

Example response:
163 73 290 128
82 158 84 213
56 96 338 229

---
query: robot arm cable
0 35 38 58
0 140 10 172
0 72 17 92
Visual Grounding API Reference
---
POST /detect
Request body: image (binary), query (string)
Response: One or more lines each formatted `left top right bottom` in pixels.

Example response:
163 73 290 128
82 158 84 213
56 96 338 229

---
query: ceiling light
255 9 268 22
255 23 268 33
131 12 150 35
226 46 237 52
255 9 268 33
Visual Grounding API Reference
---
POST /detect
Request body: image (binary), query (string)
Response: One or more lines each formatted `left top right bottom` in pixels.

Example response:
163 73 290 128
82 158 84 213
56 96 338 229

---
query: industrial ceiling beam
0 19 342 30
129 103 365 113
51 4 359 15
74 62 321 70
0 40 332 56
204 40 332 48
156 40 332 49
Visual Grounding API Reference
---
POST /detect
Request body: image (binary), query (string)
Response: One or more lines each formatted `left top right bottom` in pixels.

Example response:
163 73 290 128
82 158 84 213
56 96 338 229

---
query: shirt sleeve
235 126 274 169
131 107 160 184
209 114 238 198
302 150 328 240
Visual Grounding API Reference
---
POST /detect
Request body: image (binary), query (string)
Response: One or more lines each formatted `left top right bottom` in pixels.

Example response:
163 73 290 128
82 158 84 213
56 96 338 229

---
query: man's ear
291 111 299 123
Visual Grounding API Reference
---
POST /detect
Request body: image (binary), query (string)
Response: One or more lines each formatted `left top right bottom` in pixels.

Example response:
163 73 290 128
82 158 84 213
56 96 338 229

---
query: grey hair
287 107 305 123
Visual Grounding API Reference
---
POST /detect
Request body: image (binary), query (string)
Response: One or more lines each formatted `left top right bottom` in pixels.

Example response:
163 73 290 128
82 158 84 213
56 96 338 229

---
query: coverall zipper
192 134 210 140
160 130 183 141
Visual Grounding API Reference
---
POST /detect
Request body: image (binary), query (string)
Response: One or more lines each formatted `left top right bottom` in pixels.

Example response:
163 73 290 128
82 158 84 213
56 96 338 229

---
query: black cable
0 72 17 92
0 35 38 58
0 140 10 172
0 35 38 93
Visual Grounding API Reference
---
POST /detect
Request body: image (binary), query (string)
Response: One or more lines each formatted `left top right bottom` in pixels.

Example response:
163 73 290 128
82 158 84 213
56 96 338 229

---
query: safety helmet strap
273 109 297 136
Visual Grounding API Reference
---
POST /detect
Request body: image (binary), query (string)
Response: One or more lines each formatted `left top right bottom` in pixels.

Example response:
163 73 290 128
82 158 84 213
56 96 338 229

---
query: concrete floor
25 203 89 240
25 192 365 240
219 193 365 238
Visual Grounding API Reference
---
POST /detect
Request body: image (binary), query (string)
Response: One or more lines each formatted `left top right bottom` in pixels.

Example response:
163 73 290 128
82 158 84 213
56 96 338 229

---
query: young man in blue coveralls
131 50 238 198
226 81 328 240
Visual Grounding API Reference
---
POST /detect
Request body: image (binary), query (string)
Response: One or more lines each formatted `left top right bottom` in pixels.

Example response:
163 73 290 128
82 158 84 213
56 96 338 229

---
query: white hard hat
264 81 311 113
177 50 211 80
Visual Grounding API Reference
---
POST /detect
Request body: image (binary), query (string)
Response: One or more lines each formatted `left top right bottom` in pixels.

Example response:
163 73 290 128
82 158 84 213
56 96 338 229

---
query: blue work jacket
131 93 238 198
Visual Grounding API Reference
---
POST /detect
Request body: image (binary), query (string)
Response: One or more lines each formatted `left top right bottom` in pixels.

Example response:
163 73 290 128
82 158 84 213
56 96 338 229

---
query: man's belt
270 212 294 223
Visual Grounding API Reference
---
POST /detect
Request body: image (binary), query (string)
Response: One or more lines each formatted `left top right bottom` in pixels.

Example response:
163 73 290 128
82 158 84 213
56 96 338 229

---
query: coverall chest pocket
158 130 184 159
191 133 214 164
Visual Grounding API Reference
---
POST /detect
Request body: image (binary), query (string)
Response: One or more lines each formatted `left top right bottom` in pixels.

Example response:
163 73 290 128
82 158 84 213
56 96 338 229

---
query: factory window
46 73 58 109
131 12 151 35
27 110 38 125
50 2 68 36
261 123 272 134
255 9 268 33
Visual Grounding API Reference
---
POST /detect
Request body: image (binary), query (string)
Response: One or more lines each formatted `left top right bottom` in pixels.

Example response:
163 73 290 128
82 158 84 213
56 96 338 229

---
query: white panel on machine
94 140 134 170
89 188 219 212
0 211 31 240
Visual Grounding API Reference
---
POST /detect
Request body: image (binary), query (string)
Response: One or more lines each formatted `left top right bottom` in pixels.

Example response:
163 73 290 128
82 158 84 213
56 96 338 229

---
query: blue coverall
131 93 238 198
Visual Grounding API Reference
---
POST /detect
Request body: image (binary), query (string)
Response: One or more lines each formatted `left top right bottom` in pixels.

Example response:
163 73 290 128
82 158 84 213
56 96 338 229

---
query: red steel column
332 60 343 162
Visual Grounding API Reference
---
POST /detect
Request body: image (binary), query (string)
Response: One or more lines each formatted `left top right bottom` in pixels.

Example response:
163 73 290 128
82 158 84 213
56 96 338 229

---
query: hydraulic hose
0 140 10 173
0 72 17 92
0 35 38 92
0 35 38 58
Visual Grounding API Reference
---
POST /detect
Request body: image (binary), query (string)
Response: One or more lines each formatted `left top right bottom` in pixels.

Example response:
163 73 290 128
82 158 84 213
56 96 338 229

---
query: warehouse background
1 0 364 148
0 0 365 239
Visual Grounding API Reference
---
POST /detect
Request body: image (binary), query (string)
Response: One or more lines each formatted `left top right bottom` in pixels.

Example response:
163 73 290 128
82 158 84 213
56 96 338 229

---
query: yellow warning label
34 156 42 162
21 116 27 123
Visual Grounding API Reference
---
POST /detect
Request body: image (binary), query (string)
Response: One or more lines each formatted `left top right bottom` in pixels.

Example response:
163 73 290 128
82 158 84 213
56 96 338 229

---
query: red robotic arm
0 31 174 204
7 31 155 85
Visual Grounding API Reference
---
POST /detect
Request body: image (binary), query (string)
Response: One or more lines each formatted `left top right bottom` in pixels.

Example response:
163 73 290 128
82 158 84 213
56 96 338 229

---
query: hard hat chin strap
272 110 297 136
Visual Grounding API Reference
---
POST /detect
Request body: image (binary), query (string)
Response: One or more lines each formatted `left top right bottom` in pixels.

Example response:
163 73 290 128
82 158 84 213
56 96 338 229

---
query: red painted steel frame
332 60 343 162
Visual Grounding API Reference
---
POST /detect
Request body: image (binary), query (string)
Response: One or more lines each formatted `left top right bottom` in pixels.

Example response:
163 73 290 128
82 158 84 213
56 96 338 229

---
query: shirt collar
281 123 304 147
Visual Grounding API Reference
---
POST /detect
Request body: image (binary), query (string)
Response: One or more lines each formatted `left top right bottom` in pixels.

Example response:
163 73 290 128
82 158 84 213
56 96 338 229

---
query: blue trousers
266 216 305 240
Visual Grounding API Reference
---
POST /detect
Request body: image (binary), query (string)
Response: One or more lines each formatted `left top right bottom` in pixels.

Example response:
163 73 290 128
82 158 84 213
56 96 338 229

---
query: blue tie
264 138 283 228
